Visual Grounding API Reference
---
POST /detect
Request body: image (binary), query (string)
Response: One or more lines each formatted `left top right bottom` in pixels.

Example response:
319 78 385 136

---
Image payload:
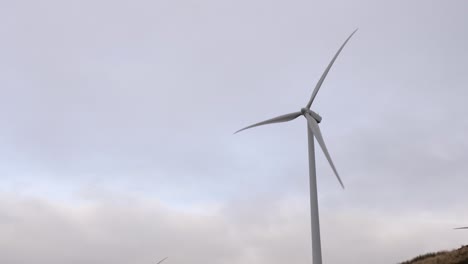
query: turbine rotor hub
301 108 308 115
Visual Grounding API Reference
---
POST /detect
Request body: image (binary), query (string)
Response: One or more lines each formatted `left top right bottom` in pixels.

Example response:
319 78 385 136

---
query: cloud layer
0 0 467 263
1 192 467 264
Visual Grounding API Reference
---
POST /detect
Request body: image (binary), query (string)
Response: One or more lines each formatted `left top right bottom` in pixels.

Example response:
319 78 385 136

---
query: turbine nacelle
301 108 322 123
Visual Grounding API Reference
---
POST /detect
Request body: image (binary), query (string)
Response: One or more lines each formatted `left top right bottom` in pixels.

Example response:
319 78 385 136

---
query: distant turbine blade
306 29 358 109
157 257 168 264
234 111 302 134
454 227 468 230
305 113 345 189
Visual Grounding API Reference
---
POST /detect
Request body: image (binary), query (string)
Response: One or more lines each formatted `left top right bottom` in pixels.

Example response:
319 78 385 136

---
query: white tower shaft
308 126 322 264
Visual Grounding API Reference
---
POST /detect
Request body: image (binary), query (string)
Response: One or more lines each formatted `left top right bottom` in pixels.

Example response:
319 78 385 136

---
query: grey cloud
1 192 467 264
0 0 468 262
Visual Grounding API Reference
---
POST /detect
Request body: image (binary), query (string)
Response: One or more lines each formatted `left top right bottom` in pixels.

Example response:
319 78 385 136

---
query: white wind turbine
156 257 168 264
235 29 357 264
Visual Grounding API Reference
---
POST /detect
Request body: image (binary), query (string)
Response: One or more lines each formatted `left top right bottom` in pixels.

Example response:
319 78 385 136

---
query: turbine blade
157 257 168 264
305 113 345 189
234 111 302 134
454 227 468 230
306 29 358 109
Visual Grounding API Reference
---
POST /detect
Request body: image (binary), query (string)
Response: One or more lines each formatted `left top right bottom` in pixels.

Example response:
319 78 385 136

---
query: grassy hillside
400 245 468 264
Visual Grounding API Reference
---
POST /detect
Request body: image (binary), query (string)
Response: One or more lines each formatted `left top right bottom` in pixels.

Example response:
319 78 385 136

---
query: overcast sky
1 0 468 263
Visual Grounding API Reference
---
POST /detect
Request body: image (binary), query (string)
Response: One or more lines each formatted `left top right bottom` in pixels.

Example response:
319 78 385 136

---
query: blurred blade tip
234 128 243 134
157 257 168 264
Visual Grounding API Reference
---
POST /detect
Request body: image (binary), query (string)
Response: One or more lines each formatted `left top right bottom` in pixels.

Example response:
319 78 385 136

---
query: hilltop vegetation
401 245 468 264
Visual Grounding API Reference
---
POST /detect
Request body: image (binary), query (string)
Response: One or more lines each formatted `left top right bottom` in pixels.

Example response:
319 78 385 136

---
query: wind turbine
235 29 357 264
156 257 168 264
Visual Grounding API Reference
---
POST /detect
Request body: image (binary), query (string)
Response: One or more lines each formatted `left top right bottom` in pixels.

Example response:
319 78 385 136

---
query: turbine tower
235 29 357 264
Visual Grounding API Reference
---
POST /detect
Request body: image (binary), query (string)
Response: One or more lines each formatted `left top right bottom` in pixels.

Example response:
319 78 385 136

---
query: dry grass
400 245 468 264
